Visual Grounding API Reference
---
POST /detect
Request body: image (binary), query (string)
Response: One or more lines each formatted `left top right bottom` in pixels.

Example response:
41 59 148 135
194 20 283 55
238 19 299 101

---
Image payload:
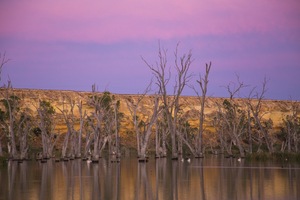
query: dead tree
215 76 248 157
87 85 115 160
246 107 254 154
127 93 162 161
247 77 274 153
36 100 59 158
155 115 169 158
0 90 31 159
100 91 117 157
76 100 86 158
112 99 122 159
126 82 152 158
0 54 32 159
83 116 93 158
17 109 32 160
0 52 9 156
57 94 77 159
213 104 231 155
194 62 211 157
87 85 103 160
100 93 121 158
0 81 19 159
142 43 192 159
173 45 193 156
282 100 299 153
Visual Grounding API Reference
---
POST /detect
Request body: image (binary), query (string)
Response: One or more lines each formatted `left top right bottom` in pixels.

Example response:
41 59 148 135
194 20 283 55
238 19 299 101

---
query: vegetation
0 49 299 162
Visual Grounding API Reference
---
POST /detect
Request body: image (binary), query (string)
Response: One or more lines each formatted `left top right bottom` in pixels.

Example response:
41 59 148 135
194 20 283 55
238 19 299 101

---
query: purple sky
1 0 300 100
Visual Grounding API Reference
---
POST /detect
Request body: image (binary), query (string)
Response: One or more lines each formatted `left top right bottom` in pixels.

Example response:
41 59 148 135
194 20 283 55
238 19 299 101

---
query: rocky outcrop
3 88 299 143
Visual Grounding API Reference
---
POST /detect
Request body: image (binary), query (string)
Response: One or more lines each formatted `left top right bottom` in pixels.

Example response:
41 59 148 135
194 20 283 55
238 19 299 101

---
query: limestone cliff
2 88 299 148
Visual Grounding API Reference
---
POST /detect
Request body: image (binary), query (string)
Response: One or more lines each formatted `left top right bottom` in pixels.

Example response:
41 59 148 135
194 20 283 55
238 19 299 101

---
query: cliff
2 88 299 149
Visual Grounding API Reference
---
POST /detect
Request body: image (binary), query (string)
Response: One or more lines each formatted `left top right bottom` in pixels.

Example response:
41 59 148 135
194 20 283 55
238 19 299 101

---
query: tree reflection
171 161 178 200
199 159 206 200
155 158 169 200
39 160 55 200
113 162 121 200
8 161 17 200
1 157 300 200
135 162 154 200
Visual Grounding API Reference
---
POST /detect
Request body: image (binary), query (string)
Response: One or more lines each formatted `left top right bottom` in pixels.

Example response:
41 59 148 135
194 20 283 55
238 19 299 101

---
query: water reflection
0 156 300 200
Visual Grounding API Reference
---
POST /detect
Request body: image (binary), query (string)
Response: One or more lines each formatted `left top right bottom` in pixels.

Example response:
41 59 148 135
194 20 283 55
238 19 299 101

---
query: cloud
1 0 299 43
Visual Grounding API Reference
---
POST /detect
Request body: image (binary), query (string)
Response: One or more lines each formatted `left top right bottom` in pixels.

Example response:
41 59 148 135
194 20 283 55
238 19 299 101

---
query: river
0 155 299 200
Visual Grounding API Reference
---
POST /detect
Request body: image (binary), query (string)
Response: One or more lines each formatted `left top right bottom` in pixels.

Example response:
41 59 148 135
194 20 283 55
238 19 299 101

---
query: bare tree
0 53 32 160
213 103 230 154
155 116 169 158
126 83 162 161
17 108 33 160
0 53 17 158
83 115 93 158
139 95 162 161
87 85 104 161
112 99 122 160
247 77 274 153
86 85 116 161
194 62 211 157
215 76 248 157
246 107 254 154
0 81 19 159
142 43 192 159
57 94 77 159
101 94 120 159
76 99 86 158
282 99 299 153
36 100 59 159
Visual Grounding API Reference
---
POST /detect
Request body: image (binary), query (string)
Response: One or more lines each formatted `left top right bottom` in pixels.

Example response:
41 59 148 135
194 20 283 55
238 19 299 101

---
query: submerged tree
57 94 77 159
142 43 193 159
86 85 120 160
0 87 21 159
0 53 33 160
36 100 58 158
247 77 274 153
282 99 299 153
76 99 86 158
214 76 248 157
127 93 162 161
17 108 33 159
194 62 211 157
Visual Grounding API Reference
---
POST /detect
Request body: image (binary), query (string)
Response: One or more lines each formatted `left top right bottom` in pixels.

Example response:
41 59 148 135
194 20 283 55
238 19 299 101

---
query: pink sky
0 0 300 99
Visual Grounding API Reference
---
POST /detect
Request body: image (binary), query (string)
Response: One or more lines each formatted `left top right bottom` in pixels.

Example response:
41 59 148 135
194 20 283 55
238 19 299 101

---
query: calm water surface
0 155 299 200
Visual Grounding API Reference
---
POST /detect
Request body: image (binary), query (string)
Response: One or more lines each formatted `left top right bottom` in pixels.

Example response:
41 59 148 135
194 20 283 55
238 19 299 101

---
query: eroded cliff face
3 88 299 144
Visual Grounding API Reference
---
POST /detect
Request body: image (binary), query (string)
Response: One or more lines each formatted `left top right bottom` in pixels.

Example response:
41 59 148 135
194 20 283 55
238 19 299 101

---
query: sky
0 0 300 100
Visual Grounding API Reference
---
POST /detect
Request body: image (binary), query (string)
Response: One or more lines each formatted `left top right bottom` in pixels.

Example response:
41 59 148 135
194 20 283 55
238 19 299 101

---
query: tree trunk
4 85 18 159
8 121 17 158
93 130 100 160
247 110 253 154
62 129 71 158
143 43 192 160
19 121 29 160
155 121 160 158
254 114 274 153
287 121 291 153
195 62 211 157
114 102 120 157
168 113 178 159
